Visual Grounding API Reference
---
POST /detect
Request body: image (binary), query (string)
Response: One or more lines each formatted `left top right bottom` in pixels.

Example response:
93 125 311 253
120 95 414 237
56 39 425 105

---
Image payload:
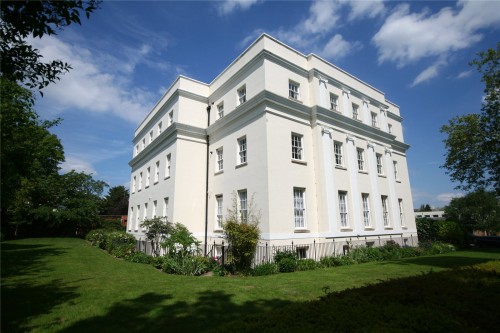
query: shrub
104 231 136 258
417 217 440 243
252 262 278 276
438 220 467 247
296 259 318 271
379 242 403 261
125 251 153 264
349 246 383 263
162 255 209 276
150 256 166 269
86 229 108 249
422 241 457 255
162 223 201 257
278 257 297 273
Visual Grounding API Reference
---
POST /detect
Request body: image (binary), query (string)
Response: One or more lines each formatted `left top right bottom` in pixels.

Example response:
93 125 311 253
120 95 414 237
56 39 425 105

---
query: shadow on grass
1 242 67 278
394 255 495 268
59 290 291 333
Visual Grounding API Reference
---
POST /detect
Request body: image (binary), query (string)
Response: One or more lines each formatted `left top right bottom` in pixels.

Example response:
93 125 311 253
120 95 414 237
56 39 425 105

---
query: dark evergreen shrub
278 257 297 273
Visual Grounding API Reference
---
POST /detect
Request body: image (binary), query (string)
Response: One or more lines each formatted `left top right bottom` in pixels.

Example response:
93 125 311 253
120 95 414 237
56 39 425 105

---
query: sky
32 0 500 209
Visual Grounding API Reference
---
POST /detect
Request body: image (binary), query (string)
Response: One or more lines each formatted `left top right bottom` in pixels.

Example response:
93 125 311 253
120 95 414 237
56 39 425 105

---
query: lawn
2 238 500 332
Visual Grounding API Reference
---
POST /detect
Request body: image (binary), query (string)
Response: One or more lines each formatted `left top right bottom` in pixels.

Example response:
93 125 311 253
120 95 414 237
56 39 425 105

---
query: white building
127 34 418 255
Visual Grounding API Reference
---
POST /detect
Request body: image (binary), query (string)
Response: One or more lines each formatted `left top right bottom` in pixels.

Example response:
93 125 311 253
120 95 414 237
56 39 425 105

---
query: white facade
128 34 418 252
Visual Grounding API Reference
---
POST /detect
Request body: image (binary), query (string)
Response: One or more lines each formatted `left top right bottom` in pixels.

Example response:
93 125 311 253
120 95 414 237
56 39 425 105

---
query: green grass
2 238 500 332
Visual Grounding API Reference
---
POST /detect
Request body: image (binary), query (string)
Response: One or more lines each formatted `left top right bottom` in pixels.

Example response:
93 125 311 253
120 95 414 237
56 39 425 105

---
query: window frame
398 199 405 227
217 102 224 119
291 133 303 161
338 191 349 228
352 103 359 120
393 161 399 180
237 136 247 165
216 195 223 229
288 80 300 100
238 190 247 223
293 188 306 229
146 167 150 187
216 147 223 172
376 153 383 175
237 86 246 105
165 154 171 179
362 193 371 227
330 93 339 111
168 110 174 125
357 148 365 171
382 195 390 226
163 197 169 222
334 141 344 167
154 161 160 183
371 112 378 127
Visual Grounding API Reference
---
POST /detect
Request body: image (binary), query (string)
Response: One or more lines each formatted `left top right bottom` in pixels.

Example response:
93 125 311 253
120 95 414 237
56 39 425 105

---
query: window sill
335 165 347 170
138 189 142 192
364 227 375 231
215 170 224 175
340 228 353 232
378 174 386 178
401 226 408 229
165 176 171 180
235 162 248 169
291 159 307 165
384 227 393 230
288 97 303 104
294 228 310 233
358 170 368 174
396 180 401 183
154 181 159 185
145 185 150 189
214 229 224 233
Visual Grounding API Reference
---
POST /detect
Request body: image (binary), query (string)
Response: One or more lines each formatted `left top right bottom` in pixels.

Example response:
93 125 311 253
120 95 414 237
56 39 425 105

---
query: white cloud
456 70 472 79
321 34 362 59
217 0 262 15
344 0 385 21
411 58 447 87
30 36 155 124
373 1 500 67
60 156 97 175
436 192 464 205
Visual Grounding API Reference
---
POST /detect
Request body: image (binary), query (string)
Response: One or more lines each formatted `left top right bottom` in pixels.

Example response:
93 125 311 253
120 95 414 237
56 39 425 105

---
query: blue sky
32 0 500 208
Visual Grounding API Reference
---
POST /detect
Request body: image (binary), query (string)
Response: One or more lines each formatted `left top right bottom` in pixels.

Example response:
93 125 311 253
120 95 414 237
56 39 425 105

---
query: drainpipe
204 104 211 256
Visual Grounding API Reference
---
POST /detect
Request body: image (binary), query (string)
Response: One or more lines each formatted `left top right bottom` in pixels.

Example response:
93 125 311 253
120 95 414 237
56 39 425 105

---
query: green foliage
140 217 172 257
416 217 439 243
100 185 129 215
85 229 108 249
441 43 500 194
296 259 318 271
420 241 457 255
277 257 297 273
162 223 201 257
445 190 500 235
104 231 136 259
349 246 384 263
0 0 101 91
223 192 261 273
125 251 153 264
251 262 278 276
437 220 467 246
161 255 210 276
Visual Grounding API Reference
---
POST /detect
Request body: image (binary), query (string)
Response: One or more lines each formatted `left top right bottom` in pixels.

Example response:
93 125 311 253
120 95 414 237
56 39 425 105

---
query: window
334 141 343 166
149 131 153 144
158 121 162 135
163 197 169 221
362 194 371 227
238 190 247 223
382 196 390 226
216 195 223 229
146 167 150 187
237 86 246 105
136 205 140 230
132 176 136 193
352 103 359 120
398 199 405 226
338 191 348 227
217 102 224 119
296 247 307 259
138 172 143 191
238 137 247 165
357 148 365 171
135 145 139 156
153 200 157 218
294 188 306 228
393 161 399 180
289 80 300 100
142 138 146 149
371 112 378 127
291 134 303 160
165 154 171 178
129 207 133 231
168 110 173 125
143 203 148 226
376 153 383 175
154 161 160 183
330 93 339 111
388 123 392 134
216 147 223 172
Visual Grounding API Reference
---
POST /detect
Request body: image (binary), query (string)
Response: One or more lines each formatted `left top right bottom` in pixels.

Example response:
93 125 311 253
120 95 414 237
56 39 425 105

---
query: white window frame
357 148 365 171
168 110 174 125
152 200 157 218
217 102 224 119
149 131 153 144
154 161 160 183
142 138 145 150
289 80 300 100
158 121 162 135
291 133 303 161
338 191 348 228
393 161 399 180
216 147 223 172
216 195 223 229
136 205 140 230
163 197 169 222
388 123 392 134
294 188 306 229
371 112 378 127
146 167 150 187
135 145 139 156
398 199 405 227
352 103 359 120
376 153 383 175
142 203 148 229
330 93 339 111
238 190 247 223
362 194 371 227
334 141 343 167
237 86 246 105
382 196 390 226
128 207 133 231
165 154 171 178
138 172 143 191
238 136 247 165
132 175 136 193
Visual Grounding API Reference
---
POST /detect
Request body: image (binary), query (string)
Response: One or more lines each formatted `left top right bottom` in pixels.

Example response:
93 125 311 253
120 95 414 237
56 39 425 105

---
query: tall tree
100 185 130 215
441 43 500 194
0 0 100 91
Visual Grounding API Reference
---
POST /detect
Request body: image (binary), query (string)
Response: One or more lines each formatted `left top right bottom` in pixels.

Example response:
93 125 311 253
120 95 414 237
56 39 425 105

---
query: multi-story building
127 34 418 255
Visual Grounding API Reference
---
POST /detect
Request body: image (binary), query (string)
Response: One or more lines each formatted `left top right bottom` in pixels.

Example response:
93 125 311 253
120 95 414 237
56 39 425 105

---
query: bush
438 220 467 247
104 231 136 258
86 229 108 249
162 255 210 276
125 251 153 264
252 262 278 276
278 257 297 273
349 246 383 263
296 259 318 271
421 241 457 255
